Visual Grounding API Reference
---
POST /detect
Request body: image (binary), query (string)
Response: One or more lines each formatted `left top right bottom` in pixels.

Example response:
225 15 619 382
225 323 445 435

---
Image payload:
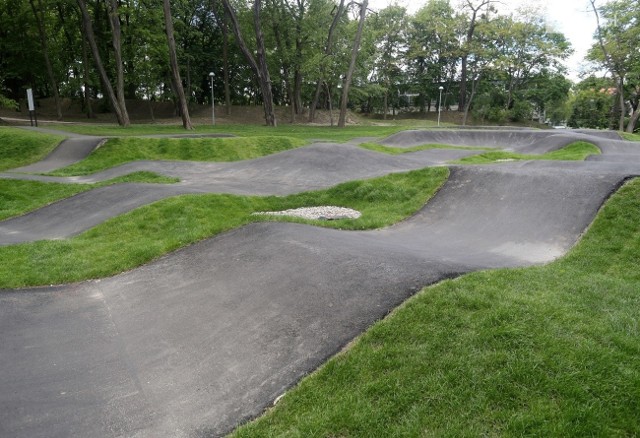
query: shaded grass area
451 141 600 164
622 132 640 142
232 177 640 437
359 142 495 155
0 167 447 288
50 136 307 176
0 127 64 171
0 172 179 221
45 123 410 142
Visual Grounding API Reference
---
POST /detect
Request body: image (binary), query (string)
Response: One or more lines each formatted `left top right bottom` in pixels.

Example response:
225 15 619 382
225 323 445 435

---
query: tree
588 0 640 132
308 0 347 122
338 0 369 127
77 0 129 126
567 77 616 129
221 0 277 126
106 0 131 126
458 0 498 113
406 0 458 113
369 5 408 119
163 0 192 129
490 13 572 113
28 0 62 120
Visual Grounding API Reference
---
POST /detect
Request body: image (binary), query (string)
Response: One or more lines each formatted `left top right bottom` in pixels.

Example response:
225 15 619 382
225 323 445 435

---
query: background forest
0 0 637 131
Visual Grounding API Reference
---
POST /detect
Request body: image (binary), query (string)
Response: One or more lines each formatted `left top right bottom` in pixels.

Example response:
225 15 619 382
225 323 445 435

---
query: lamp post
209 72 215 126
437 86 444 127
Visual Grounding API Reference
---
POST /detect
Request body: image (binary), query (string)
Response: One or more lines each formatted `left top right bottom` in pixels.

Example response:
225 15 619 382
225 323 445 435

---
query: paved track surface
1 129 640 437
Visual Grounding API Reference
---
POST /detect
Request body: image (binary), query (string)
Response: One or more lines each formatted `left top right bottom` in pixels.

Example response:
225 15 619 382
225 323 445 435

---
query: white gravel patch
253 206 361 220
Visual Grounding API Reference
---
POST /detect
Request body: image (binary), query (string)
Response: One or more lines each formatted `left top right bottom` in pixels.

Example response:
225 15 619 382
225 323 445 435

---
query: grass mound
452 141 600 164
0 127 64 171
0 172 178 221
45 123 409 142
622 132 640 142
231 177 640 437
0 167 447 288
50 136 307 175
359 142 494 155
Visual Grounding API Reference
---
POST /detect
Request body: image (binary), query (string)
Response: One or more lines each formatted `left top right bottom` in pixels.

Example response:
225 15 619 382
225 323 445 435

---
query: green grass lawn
232 177 640 437
622 132 640 142
0 172 178 221
451 141 600 164
359 142 495 155
49 136 307 176
0 167 447 288
0 127 65 170
45 123 410 142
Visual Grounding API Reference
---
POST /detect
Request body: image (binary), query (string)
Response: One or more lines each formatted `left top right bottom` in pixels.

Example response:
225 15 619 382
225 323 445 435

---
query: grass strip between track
0 167 448 288
231 177 640 437
359 142 495 155
450 141 601 164
0 172 179 221
44 123 413 141
621 132 640 142
49 136 307 176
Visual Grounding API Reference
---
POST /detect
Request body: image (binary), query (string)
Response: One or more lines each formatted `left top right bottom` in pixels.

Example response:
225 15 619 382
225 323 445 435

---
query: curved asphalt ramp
379 128 625 155
1 129 640 437
11 137 105 173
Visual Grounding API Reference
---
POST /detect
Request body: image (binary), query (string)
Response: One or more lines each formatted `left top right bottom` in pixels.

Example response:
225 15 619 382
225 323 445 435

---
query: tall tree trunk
459 1 495 111
617 78 626 131
462 74 481 126
212 4 232 115
292 0 305 115
106 0 130 126
221 0 276 126
293 70 303 115
76 0 127 126
222 17 231 115
338 0 368 128
253 0 276 126
271 5 294 122
383 89 388 120
309 81 323 122
325 81 334 126
81 34 94 118
627 106 640 133
459 56 467 111
29 0 62 120
590 0 625 131
309 0 345 122
163 0 193 130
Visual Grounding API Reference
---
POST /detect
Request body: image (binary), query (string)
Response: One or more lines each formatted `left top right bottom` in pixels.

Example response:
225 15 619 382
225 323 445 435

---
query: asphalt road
1 128 639 437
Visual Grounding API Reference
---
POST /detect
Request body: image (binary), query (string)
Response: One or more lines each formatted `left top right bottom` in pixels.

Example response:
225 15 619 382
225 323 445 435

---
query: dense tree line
0 0 635 131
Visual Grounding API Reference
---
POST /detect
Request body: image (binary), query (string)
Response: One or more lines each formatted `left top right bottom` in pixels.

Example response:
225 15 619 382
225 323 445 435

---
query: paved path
1 129 639 437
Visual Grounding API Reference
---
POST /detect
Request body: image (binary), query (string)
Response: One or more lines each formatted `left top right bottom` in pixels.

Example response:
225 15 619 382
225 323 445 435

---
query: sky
367 0 607 81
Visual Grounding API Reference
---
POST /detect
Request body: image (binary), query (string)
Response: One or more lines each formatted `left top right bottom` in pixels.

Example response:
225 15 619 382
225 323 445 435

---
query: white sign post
26 88 37 127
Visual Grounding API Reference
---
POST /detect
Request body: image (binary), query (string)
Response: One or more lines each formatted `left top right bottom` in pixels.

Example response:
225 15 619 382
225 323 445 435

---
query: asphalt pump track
1 128 639 437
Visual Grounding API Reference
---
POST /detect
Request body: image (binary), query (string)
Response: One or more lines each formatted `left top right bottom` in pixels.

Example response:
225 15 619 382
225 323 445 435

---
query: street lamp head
209 72 214 78
439 86 444 90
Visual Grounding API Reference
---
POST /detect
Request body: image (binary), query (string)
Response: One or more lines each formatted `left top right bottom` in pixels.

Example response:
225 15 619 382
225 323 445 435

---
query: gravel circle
253 206 362 220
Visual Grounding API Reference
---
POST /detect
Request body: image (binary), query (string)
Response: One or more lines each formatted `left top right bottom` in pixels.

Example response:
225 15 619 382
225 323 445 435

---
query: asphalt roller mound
1 128 640 437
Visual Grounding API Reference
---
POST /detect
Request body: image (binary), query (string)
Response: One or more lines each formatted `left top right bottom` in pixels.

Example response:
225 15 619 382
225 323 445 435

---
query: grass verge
0 127 64 171
359 142 495 155
45 123 409 142
621 132 640 142
49 136 307 176
232 177 640 437
451 141 600 164
0 172 178 221
0 167 447 288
